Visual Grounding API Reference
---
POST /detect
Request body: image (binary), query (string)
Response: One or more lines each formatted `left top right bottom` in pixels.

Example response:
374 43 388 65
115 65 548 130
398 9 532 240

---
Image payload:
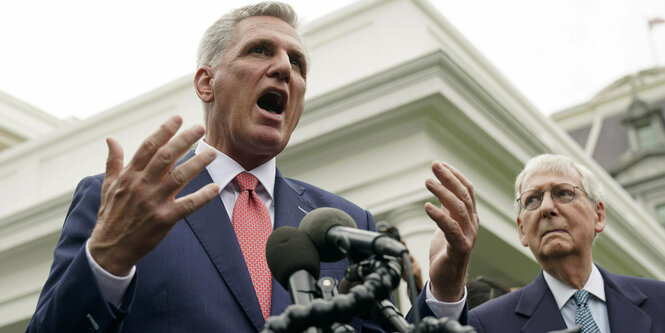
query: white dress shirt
86 140 277 306
424 280 467 319
544 264 609 332
425 264 610 332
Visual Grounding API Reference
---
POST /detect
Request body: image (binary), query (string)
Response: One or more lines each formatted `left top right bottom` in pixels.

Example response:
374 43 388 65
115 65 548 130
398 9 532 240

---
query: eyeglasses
516 183 588 211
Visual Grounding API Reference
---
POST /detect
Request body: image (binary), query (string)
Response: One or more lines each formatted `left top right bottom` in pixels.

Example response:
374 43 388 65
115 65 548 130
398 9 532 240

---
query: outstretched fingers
425 162 478 302
444 162 477 215
101 137 124 202
90 117 218 275
172 183 220 219
428 163 471 226
425 161 478 253
424 200 452 231
424 198 467 254
142 124 206 183
128 115 184 171
163 148 217 195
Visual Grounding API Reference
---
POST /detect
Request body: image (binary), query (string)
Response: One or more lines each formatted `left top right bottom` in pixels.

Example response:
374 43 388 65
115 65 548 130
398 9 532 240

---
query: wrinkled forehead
232 16 305 51
520 168 582 192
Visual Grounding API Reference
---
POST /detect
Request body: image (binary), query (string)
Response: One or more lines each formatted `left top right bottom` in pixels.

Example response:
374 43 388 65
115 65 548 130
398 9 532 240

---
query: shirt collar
195 140 276 200
543 263 606 310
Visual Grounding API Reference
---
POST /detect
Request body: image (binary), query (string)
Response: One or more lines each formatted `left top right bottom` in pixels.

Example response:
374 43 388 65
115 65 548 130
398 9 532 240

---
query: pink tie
232 172 272 320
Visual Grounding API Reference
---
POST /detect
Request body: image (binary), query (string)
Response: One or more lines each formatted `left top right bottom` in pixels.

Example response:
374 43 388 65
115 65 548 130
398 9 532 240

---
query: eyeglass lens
520 184 577 210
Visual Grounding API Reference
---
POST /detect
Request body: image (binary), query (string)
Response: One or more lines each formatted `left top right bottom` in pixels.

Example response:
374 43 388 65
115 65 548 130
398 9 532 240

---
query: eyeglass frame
516 183 590 211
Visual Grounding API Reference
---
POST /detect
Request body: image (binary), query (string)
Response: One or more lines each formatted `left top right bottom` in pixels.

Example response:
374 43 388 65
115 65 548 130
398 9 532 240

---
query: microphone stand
262 256 402 333
371 299 410 332
318 277 354 333
262 255 477 333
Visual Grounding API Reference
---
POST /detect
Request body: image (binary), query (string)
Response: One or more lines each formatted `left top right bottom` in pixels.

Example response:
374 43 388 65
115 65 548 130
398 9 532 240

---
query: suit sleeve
26 176 136 333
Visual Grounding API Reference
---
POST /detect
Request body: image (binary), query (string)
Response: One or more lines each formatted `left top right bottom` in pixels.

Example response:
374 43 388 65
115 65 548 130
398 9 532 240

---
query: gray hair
514 154 604 215
197 1 300 68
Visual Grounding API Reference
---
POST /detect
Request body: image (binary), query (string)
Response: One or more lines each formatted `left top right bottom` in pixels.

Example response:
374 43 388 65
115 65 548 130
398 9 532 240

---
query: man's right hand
89 115 220 276
424 161 479 302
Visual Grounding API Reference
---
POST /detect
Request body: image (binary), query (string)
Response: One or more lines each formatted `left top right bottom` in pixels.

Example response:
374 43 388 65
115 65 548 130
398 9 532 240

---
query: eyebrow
247 38 306 56
522 182 580 193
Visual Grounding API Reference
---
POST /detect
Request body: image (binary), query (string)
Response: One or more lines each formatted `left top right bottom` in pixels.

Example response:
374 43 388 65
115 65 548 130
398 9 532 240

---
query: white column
383 203 437 314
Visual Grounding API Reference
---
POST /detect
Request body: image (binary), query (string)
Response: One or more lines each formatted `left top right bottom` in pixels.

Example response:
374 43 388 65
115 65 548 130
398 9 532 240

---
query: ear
593 201 607 233
517 217 528 247
194 67 214 103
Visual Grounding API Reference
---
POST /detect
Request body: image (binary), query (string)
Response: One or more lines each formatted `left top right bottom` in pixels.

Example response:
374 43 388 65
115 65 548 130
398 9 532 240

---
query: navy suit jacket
27 152 383 332
411 266 665 332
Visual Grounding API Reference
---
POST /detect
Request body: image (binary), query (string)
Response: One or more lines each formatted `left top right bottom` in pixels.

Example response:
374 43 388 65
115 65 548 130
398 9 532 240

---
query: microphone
266 226 320 305
299 207 407 262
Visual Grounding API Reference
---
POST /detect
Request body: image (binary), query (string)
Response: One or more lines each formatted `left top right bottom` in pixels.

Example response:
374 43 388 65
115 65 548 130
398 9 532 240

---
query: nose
539 191 557 218
268 51 291 84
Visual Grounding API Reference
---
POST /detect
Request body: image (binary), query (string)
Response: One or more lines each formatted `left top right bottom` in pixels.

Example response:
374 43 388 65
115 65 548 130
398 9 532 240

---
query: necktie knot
574 289 590 306
573 289 600 333
233 172 259 192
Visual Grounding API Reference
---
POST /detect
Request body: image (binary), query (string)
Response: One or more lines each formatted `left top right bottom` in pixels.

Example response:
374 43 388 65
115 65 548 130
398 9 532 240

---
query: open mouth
257 91 285 114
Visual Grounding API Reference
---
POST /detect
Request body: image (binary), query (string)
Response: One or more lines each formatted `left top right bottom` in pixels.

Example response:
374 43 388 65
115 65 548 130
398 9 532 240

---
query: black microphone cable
402 251 421 333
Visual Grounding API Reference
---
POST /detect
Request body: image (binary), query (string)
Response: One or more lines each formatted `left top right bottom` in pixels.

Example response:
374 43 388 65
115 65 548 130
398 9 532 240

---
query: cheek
522 218 540 240
291 78 307 98
287 95 305 124
517 218 529 246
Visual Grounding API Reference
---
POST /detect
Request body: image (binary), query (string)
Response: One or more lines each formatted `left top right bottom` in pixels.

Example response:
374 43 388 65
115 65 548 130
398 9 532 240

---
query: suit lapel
269 169 313 316
601 268 652 332
517 268 653 332
176 152 265 331
273 169 312 228
517 273 567 332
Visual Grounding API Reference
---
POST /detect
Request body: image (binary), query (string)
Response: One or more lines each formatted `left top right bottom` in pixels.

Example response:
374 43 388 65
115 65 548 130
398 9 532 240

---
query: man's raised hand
424 161 479 302
89 116 220 276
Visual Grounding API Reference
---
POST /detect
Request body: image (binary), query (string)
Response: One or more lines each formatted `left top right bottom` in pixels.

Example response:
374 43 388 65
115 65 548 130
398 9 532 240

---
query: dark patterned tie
574 289 601 333
232 172 272 320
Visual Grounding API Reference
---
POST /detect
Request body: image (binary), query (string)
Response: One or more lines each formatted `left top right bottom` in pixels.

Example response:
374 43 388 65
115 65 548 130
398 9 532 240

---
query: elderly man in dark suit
26 2 382 332
411 154 665 332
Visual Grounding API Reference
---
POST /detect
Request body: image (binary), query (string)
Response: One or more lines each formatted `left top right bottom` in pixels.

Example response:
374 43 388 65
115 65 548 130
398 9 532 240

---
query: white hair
514 154 604 215
197 1 300 68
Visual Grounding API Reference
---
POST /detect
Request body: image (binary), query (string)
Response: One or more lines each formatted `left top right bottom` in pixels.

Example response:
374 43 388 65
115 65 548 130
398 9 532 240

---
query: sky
2 0 665 120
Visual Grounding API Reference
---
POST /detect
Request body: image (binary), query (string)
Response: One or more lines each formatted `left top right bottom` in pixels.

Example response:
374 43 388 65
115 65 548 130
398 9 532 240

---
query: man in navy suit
411 154 665 332
26 2 382 332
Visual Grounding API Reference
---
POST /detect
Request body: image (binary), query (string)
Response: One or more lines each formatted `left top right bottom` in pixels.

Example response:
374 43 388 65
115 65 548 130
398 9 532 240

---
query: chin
251 138 288 157
540 243 574 259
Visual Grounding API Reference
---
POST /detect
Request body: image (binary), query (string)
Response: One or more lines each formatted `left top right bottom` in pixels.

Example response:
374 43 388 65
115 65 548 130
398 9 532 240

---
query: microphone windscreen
266 226 321 289
299 207 357 262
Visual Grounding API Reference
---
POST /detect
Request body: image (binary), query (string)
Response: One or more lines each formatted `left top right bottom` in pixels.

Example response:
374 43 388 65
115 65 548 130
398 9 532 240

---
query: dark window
637 124 658 149
657 203 665 226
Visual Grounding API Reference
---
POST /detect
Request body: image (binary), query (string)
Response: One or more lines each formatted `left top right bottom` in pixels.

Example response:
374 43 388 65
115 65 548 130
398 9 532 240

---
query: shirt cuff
424 280 467 319
85 239 136 306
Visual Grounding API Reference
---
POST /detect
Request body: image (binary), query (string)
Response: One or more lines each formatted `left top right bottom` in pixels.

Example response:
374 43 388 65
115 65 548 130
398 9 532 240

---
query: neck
203 138 273 171
541 256 592 289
